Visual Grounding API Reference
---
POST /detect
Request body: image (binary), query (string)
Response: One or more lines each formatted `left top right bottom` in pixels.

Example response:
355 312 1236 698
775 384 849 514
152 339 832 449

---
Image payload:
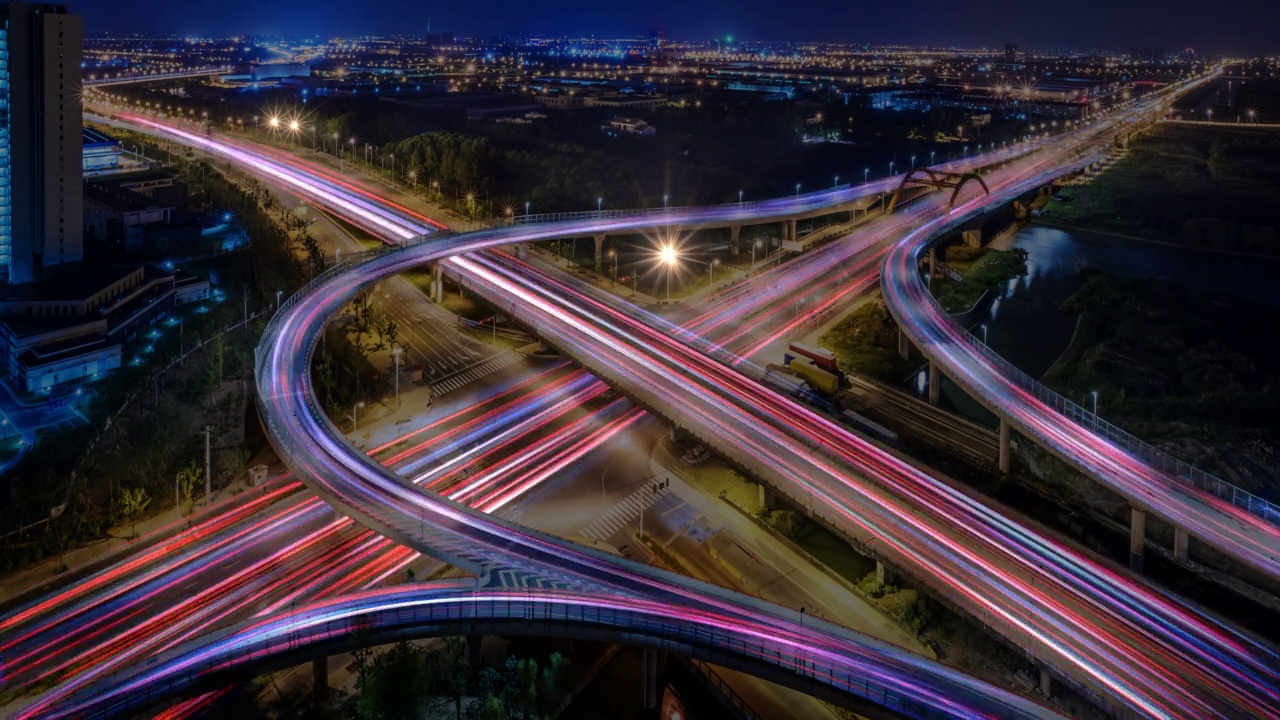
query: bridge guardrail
76 595 962 720
511 186 852 227
951 317 1280 526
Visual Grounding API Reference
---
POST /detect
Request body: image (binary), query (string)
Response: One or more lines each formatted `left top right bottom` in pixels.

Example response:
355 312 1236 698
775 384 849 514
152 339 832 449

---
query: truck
786 358 840 395
787 342 839 373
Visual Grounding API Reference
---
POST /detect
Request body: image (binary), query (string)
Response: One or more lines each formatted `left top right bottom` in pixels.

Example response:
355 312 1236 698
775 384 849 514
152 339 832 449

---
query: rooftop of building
82 126 120 147
83 183 175 214
0 265 150 305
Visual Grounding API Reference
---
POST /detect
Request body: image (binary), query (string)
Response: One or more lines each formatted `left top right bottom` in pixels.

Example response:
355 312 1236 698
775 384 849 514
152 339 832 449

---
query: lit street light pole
350 401 365 433
863 168 869 184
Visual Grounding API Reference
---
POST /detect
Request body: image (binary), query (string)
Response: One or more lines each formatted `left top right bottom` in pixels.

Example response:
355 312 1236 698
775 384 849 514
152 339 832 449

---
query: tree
178 461 204 515
352 640 434 720
118 487 151 539
435 635 471 720
515 657 538 720
538 652 571 714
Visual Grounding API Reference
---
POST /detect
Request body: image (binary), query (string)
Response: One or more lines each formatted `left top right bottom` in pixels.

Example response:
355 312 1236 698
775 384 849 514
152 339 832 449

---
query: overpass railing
511 186 853 227
951 320 1280 525
69 594 965 720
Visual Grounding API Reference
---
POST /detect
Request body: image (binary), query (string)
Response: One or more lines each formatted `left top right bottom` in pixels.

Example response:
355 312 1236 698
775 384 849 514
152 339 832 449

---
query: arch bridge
887 167 989 213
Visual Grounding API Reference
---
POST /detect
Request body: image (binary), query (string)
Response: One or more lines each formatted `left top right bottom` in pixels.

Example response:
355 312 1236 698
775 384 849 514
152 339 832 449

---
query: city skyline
76 0 1277 54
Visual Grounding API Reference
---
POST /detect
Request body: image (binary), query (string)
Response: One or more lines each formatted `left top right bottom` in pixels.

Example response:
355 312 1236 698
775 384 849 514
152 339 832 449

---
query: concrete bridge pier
642 648 659 709
785 218 797 243
312 657 328 702
875 560 895 586
594 234 605 273
927 248 936 285
1173 526 1190 562
433 263 443 302
897 328 910 361
1130 508 1146 573
928 361 941 404
962 228 983 248
730 225 741 255
1039 667 1052 698
998 418 1011 474
759 483 777 510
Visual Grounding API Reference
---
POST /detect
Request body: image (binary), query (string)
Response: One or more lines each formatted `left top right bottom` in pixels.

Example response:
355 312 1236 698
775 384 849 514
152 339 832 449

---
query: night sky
77 0 1276 54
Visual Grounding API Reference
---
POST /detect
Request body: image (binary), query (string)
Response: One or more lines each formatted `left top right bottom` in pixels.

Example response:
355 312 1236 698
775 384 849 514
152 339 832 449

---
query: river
911 223 1280 421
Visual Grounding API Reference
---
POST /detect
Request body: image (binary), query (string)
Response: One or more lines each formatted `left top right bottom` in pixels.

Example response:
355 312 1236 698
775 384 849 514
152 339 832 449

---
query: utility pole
204 426 212 499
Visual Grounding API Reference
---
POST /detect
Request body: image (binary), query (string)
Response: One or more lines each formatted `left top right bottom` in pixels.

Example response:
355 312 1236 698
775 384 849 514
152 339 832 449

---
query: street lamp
597 197 603 212
795 183 801 197
751 239 763 270
889 161 895 176
276 289 283 308
350 401 365 433
663 194 669 209
833 175 839 187
1090 390 1099 427
931 150 936 164
709 258 720 284
659 244 678 301
738 190 744 205
525 201 531 217
863 168 869 184
607 248 618 284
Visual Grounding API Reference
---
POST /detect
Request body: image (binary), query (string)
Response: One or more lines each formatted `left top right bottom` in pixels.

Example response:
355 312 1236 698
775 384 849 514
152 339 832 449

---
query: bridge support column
875 560 895 586
594 234 605 274
962 228 982 248
730 225 741 255
928 361 940 404
1173 526 1189 562
642 648 658 709
1129 508 1146 573
1039 667 1052 698
433 264 443 303
927 248 936 284
897 327 909 361
758 483 776 510
312 657 328 702
998 418 1011 474
786 218 797 243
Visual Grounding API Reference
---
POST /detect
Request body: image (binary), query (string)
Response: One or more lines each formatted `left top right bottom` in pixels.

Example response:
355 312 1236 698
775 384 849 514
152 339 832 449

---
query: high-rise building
0 1 84 285
1004 43 1017 62
649 28 664 51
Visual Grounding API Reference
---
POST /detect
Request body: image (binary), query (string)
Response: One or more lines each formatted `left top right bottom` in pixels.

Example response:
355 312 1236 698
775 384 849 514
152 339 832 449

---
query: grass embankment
1039 124 1280 255
930 245 1027 314
318 208 385 250
819 293 913 383
1044 273 1280 493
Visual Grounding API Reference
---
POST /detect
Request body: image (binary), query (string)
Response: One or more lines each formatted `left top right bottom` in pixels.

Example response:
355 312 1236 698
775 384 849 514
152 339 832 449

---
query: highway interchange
7 71 1280 720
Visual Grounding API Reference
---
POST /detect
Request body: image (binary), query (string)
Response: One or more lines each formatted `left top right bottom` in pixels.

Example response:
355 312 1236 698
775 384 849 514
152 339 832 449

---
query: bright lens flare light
659 245 678 265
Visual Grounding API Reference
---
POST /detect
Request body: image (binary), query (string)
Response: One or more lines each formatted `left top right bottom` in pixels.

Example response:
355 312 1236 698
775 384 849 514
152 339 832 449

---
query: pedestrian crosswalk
429 351 523 396
579 478 671 542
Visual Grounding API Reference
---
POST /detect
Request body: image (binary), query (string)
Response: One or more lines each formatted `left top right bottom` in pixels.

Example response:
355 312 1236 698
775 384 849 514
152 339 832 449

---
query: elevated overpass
85 66 231 87
881 83 1280 578
65 93 1280 720
35 583 1062 720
